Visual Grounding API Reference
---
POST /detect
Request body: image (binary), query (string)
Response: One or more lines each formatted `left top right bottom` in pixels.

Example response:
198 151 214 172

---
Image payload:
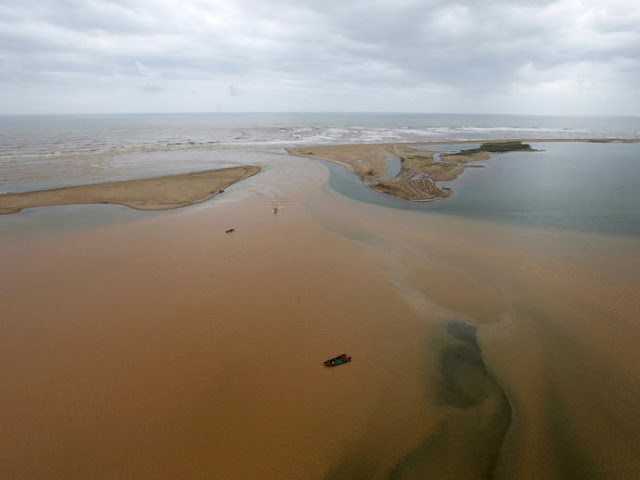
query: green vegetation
452 141 534 156
426 162 456 171
402 154 429 162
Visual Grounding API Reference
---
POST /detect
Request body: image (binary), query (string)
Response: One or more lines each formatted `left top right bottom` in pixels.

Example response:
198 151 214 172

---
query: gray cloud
0 0 638 114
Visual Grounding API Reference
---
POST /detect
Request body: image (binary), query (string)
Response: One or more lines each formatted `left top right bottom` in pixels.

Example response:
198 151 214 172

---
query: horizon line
2 111 639 118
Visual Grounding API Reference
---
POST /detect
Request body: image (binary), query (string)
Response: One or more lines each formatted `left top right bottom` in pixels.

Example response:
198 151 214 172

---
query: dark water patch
435 322 486 408
388 320 512 479
324 320 512 480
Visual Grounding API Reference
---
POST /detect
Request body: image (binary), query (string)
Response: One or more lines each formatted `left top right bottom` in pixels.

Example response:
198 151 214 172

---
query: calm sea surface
1 113 639 236
328 141 640 237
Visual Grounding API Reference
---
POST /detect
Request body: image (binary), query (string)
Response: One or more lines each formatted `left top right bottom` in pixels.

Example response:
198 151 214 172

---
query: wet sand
2 151 640 479
287 143 456 201
288 142 536 201
0 166 260 214
287 139 639 202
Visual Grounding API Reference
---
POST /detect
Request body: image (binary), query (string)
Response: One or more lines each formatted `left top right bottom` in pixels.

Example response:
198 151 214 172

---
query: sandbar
286 141 536 201
0 166 261 215
288 143 454 201
287 138 638 201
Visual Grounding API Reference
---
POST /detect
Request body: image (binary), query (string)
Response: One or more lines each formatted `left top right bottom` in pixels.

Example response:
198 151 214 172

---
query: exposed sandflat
0 166 261 214
287 138 639 201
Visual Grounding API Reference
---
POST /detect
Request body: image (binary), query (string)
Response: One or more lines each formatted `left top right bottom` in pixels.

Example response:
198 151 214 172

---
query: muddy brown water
2 159 639 479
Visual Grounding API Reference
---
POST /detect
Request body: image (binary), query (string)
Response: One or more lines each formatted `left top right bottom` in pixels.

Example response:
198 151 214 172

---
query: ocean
1 112 640 236
2 113 639 162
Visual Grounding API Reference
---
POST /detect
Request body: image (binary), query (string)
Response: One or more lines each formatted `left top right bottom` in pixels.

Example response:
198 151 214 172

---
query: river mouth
3 141 640 479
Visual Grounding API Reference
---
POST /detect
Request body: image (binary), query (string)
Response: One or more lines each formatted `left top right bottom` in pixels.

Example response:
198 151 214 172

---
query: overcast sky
1 0 638 115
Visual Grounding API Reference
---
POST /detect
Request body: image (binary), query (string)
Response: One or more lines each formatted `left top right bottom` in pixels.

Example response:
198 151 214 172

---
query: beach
0 166 260 214
287 142 464 201
2 133 640 478
287 139 639 202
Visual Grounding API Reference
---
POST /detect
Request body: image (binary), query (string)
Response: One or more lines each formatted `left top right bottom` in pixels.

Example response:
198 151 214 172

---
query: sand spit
0 166 261 215
287 142 509 201
287 143 451 201
287 138 639 201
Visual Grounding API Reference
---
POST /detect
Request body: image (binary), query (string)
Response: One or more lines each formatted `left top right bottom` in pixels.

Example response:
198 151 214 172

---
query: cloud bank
1 0 638 114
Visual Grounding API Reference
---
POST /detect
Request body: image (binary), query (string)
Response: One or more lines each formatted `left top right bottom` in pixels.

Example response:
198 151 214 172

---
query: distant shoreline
0 166 261 215
2 138 638 214
287 138 640 201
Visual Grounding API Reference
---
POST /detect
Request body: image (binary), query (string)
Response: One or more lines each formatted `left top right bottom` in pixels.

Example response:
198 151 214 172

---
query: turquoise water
327 142 640 237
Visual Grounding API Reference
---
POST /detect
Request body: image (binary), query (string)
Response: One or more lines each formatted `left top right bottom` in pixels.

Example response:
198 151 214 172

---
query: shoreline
287 138 640 202
0 166 261 215
3 137 638 214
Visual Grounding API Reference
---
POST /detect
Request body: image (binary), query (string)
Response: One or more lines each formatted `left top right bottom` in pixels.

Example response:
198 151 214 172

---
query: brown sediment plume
3 145 640 479
0 166 261 214
0 181 437 479
308 187 640 479
325 320 512 480
391 322 512 479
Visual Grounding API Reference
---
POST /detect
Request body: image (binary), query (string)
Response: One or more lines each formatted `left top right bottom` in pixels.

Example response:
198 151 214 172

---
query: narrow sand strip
287 138 639 201
0 166 261 214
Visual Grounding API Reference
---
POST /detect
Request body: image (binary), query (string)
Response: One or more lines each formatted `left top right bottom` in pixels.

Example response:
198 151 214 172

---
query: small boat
324 353 351 366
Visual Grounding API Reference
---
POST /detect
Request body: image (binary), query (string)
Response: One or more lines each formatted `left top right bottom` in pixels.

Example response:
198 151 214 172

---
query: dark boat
324 353 351 366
